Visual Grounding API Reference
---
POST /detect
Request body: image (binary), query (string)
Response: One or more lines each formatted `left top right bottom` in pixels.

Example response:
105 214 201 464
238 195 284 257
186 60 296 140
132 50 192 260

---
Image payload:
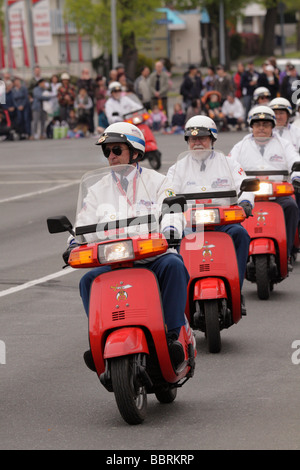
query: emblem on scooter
255 210 268 225
111 283 132 301
202 242 215 262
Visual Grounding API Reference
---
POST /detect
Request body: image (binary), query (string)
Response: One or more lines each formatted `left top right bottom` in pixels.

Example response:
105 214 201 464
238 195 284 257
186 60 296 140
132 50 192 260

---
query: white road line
0 181 79 203
0 267 74 298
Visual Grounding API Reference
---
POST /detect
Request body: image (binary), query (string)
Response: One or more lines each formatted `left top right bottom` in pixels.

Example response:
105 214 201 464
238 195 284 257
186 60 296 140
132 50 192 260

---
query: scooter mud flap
193 277 227 300
104 327 149 359
249 238 276 256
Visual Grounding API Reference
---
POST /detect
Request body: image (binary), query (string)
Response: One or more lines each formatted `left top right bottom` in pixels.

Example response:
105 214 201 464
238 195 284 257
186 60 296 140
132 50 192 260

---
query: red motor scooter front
242 171 294 299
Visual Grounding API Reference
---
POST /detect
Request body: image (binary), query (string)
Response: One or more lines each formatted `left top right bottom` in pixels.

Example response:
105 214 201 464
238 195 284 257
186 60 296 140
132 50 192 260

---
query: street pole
279 2 285 57
111 0 118 68
25 0 36 69
219 0 226 66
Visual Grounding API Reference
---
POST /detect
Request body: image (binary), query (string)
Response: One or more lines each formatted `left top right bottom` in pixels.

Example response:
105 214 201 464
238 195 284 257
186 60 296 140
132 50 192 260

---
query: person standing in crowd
233 62 244 99
149 60 170 123
74 87 93 129
280 64 300 110
3 80 17 132
57 73 76 122
179 64 202 112
12 77 32 139
31 78 51 139
257 63 279 99
28 65 44 96
214 64 235 103
134 66 151 110
240 61 260 122
76 68 96 133
202 66 216 94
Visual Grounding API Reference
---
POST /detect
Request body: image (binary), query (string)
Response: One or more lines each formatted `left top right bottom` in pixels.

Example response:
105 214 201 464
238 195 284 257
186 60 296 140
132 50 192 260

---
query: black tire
255 254 270 300
111 356 147 425
204 300 221 353
155 386 177 404
147 150 161 170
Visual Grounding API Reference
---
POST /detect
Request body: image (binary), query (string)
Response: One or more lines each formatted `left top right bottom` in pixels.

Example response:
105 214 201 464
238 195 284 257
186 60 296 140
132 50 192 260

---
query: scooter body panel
180 231 241 325
137 123 158 152
89 267 191 383
242 200 288 279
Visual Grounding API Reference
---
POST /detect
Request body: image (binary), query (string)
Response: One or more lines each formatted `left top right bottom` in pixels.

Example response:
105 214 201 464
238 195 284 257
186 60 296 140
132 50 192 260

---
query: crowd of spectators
1 56 300 142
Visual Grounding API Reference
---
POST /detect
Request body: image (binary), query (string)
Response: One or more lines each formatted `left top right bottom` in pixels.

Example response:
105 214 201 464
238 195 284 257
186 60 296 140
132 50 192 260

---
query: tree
170 0 249 66
64 0 162 80
256 0 279 56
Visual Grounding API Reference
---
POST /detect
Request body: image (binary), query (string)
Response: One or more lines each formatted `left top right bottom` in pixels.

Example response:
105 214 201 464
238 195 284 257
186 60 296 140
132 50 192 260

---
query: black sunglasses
103 146 124 158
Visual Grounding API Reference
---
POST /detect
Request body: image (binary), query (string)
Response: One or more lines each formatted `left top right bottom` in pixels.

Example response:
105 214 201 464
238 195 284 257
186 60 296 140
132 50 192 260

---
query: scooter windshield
169 149 238 206
74 164 159 243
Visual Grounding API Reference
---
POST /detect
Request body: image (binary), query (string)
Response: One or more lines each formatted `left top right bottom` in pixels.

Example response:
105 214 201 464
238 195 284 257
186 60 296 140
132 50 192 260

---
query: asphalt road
0 132 300 451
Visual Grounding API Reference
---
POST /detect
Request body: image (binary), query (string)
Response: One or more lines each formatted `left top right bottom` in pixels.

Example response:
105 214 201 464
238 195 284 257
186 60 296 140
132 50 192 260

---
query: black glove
62 243 78 265
163 229 181 246
239 201 253 218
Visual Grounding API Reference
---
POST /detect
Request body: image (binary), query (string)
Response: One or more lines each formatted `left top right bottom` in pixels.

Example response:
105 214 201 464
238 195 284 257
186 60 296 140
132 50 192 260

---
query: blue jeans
79 253 189 336
275 196 299 257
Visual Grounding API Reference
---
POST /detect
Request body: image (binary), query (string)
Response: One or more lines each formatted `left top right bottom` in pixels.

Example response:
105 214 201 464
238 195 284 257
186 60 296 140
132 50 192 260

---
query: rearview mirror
240 178 260 192
161 196 186 216
291 161 300 172
47 215 74 235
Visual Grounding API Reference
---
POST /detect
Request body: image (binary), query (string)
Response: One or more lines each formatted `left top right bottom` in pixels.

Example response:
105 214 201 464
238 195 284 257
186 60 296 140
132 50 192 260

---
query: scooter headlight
98 240 134 263
255 182 273 196
192 209 220 225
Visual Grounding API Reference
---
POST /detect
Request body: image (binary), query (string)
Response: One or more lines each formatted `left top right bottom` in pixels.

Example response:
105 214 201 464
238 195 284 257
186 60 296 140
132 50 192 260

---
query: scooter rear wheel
146 150 162 170
204 300 221 353
255 254 270 300
111 356 147 425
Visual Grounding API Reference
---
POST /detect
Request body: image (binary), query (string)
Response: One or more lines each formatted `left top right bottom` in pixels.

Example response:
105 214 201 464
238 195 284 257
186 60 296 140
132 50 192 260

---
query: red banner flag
64 23 71 63
78 35 83 62
0 22 5 68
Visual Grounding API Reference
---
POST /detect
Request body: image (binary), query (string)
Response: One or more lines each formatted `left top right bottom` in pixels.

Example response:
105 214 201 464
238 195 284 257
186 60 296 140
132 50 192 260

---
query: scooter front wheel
255 254 270 300
111 356 147 425
204 299 221 353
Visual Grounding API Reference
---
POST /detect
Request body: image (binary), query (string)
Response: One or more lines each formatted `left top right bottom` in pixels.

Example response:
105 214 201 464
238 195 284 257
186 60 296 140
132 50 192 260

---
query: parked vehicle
123 108 162 170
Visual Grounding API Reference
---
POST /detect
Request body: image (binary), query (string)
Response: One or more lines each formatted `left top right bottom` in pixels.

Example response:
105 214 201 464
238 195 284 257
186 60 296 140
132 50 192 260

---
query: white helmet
248 105 276 127
184 115 218 142
108 81 122 93
96 122 145 161
253 87 271 102
269 97 293 115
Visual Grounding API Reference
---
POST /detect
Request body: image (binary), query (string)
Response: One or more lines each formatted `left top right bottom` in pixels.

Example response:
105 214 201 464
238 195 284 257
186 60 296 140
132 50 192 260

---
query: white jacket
229 133 300 181
74 164 185 246
167 150 254 207
273 123 300 152
105 95 139 124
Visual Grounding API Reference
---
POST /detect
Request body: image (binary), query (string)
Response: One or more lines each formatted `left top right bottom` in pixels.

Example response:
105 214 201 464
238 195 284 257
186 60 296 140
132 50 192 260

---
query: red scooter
242 169 297 300
179 179 258 353
47 166 196 425
123 108 162 170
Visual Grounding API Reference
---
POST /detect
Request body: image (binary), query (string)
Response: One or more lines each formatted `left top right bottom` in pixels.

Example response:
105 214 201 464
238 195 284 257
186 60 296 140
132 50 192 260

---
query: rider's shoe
168 337 185 369
83 350 97 372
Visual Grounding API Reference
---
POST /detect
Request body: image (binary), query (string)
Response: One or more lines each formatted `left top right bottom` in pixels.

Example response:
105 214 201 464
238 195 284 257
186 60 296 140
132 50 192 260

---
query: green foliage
64 0 162 52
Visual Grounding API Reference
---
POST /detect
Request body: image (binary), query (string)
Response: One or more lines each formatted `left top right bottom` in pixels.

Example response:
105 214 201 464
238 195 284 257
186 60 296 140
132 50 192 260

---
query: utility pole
4 0 12 74
25 0 36 69
219 0 226 66
111 0 118 68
